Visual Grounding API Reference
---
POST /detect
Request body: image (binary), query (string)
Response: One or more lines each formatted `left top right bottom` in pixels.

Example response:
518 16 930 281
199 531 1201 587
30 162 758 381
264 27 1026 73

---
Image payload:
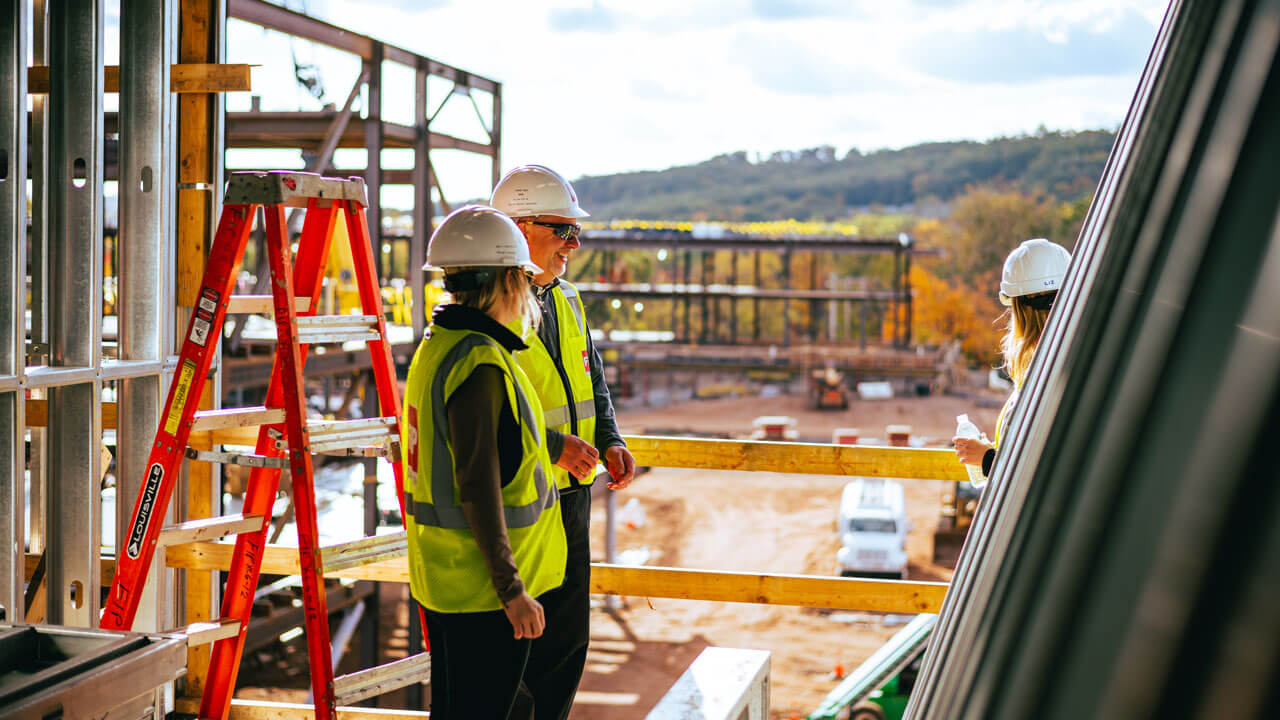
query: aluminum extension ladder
100 171 425 720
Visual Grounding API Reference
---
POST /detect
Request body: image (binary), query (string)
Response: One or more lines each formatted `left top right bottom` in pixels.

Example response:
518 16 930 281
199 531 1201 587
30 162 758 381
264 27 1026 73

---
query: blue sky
219 0 1166 208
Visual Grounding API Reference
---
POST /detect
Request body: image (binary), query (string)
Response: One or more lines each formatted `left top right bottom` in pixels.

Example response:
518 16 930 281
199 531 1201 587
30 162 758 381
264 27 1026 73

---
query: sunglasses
530 221 581 242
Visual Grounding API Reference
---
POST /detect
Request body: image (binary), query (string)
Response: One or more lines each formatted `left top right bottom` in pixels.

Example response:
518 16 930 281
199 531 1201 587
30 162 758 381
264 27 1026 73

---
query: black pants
519 486 592 720
422 603 534 720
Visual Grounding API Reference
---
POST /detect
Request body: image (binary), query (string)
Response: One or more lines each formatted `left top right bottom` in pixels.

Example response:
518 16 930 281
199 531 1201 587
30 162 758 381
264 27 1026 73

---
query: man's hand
952 436 993 465
503 591 546 639
604 445 637 490
556 434 599 480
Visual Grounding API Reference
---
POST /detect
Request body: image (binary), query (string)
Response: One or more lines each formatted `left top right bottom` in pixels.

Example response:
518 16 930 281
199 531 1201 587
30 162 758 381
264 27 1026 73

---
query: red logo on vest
582 349 590 374
407 406 419 472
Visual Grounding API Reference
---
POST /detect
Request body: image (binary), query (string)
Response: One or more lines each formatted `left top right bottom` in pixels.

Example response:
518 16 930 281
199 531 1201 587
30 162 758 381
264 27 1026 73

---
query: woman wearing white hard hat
401 205 566 719
953 238 1072 482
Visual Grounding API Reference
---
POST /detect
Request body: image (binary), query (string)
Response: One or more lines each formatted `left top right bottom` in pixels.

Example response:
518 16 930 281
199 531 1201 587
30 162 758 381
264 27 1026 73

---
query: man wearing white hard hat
954 238 1072 481
403 206 567 719
490 164 636 719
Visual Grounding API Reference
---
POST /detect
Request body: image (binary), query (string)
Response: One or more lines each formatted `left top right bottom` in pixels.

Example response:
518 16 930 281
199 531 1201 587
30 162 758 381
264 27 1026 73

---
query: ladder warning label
190 316 212 346
164 360 198 435
198 288 219 314
126 463 164 559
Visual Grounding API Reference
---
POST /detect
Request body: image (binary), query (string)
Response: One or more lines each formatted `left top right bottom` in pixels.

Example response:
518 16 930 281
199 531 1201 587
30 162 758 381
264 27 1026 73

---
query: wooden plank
159 513 265 546
174 697 429 720
170 62 253 93
226 294 310 314
593 564 946 613
25 553 115 586
26 399 117 429
623 435 968 481
192 405 285 431
165 543 947 613
27 63 251 93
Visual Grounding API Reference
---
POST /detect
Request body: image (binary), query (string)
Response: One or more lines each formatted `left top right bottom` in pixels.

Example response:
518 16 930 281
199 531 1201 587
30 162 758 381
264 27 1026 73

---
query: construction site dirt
235 392 1000 718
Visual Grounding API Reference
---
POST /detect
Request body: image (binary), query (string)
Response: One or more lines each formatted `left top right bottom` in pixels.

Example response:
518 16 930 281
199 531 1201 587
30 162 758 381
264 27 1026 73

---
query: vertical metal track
119 0 175 635
411 61 430 342
46 0 105 627
364 42 384 266
26 0 49 559
0 0 28 619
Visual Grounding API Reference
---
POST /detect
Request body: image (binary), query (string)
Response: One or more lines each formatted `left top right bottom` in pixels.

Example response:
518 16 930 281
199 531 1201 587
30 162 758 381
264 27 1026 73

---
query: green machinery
807 614 936 720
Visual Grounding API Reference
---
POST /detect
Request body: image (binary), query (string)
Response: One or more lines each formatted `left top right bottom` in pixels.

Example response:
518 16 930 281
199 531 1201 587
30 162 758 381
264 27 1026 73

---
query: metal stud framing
118 0 177 634
0 0 29 620
45 0 105 627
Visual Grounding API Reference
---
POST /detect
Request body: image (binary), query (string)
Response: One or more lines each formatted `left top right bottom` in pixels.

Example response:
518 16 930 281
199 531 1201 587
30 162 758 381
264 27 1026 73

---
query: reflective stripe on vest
410 333 556 530
543 398 597 430
402 325 566 614
516 281 599 489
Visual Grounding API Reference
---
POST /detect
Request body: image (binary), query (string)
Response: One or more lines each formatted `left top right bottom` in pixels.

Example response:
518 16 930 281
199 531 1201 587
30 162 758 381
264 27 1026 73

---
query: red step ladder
101 171 424 720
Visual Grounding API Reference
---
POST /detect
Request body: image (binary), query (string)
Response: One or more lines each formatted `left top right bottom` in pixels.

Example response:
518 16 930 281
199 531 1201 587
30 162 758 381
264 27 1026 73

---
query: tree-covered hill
572 128 1115 221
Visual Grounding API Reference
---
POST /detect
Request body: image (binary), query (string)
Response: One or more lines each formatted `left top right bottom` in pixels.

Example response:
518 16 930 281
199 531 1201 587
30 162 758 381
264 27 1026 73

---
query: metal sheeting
906 0 1280 718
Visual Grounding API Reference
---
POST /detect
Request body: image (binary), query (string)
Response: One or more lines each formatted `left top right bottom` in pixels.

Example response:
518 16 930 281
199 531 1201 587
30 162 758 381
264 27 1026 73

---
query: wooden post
178 0 219 697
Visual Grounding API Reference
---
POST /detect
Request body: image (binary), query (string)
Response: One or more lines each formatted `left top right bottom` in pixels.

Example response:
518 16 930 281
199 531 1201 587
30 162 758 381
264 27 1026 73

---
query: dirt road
568 393 991 718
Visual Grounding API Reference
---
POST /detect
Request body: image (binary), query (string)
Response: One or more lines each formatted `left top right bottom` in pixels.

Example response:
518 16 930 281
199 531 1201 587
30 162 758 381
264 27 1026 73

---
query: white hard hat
425 205 543 274
1000 238 1071 305
490 164 589 219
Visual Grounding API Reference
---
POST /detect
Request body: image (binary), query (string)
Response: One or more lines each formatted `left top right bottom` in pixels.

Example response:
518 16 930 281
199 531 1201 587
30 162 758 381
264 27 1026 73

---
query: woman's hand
503 591 546 639
953 436 993 465
555 434 600 480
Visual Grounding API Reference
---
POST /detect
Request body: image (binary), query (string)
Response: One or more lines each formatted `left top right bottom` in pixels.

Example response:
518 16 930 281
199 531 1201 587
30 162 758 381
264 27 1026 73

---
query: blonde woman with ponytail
402 206 567 720
954 239 1072 481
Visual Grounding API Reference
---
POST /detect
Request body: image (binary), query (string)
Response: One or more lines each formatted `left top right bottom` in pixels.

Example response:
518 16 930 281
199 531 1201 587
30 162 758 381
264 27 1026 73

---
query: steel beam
226 0 499 93
0 0 26 620
46 0 104 628
118 0 176 636
411 63 430 342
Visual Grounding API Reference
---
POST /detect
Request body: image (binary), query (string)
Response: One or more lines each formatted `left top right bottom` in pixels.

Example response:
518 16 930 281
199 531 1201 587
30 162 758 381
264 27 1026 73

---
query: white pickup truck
836 478 910 579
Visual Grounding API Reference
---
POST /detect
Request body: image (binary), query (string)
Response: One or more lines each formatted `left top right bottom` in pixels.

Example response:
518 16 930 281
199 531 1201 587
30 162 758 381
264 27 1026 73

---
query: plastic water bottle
955 414 987 488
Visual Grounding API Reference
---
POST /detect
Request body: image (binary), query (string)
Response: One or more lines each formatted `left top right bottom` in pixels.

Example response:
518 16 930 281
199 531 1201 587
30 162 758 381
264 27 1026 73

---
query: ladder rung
175 618 242 646
185 447 289 469
226 295 311 314
159 513 264 547
321 531 408 574
332 652 430 706
311 444 394 459
192 406 287 431
279 417 399 454
294 315 382 345
307 416 398 438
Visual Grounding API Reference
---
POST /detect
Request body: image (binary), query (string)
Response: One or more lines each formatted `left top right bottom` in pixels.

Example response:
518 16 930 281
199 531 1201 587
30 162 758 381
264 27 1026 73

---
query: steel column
0 0 28 620
411 62 430 342
729 250 737 344
364 42 384 267
782 247 792 346
26 0 49 559
46 0 105 627
491 82 502 187
118 0 175 636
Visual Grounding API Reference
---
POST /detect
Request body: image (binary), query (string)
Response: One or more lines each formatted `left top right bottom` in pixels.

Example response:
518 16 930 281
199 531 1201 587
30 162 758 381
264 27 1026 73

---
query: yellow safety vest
515 281 599 490
994 385 1021 449
401 325 566 613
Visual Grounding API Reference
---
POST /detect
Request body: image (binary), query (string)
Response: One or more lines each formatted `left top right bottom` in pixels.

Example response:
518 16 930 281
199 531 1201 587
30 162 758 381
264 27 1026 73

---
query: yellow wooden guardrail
158 435 960 614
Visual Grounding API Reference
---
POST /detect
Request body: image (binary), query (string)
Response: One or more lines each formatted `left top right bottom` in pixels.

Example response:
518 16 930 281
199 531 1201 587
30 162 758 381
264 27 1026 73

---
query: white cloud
223 0 1165 207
